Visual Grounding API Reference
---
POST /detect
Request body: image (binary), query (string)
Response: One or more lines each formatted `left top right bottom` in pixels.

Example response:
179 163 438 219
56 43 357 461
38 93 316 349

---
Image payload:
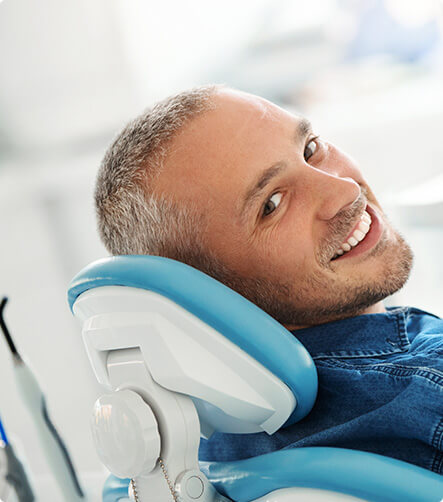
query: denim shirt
198 306 443 475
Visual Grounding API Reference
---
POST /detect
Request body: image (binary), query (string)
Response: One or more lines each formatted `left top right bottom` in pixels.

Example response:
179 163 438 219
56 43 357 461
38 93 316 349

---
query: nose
303 165 362 221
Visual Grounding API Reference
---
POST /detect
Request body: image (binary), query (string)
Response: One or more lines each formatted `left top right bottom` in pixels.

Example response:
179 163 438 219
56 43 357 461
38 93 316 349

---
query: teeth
354 230 365 242
362 213 371 224
348 236 358 246
332 209 372 260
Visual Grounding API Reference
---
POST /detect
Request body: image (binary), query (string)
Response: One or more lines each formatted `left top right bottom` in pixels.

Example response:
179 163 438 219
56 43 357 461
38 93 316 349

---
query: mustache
319 188 368 264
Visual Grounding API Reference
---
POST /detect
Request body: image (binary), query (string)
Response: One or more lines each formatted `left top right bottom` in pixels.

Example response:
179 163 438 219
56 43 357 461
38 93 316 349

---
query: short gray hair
94 84 319 324
95 84 221 268
94 84 286 318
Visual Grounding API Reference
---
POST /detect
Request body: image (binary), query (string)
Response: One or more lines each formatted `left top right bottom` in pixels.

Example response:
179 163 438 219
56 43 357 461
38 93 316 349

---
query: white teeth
347 236 358 246
332 208 373 260
353 230 365 242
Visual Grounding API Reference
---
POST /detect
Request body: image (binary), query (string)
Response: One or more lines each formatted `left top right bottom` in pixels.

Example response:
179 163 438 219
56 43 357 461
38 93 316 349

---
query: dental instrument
0 413 34 502
0 297 86 502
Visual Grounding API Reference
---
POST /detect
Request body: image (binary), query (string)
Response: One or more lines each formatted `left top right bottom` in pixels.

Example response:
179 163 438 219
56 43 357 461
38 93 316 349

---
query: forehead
169 89 293 159
154 89 298 220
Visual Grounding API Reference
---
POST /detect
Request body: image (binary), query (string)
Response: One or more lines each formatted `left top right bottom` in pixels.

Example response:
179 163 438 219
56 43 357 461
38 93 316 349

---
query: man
95 85 442 474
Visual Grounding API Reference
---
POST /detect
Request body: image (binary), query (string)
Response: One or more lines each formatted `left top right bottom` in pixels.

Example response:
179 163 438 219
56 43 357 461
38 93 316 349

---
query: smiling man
147 87 412 329
95 85 442 474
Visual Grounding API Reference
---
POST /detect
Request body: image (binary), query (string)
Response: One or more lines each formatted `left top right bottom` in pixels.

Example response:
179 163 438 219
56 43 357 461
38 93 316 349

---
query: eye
304 137 318 162
262 192 282 217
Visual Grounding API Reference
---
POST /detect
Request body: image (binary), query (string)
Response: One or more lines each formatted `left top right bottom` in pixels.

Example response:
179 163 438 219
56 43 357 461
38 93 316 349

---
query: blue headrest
68 255 317 426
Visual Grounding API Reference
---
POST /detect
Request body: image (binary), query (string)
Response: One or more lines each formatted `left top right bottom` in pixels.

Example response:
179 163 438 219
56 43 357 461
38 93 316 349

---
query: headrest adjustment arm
100 348 229 501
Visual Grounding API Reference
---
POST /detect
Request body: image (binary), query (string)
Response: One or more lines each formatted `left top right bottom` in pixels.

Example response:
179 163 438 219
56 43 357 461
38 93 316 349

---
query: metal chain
130 478 139 502
159 458 181 502
130 458 180 502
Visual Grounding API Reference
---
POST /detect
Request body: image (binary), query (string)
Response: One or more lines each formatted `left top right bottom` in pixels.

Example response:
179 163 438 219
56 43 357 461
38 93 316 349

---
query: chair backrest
68 255 318 436
69 256 443 502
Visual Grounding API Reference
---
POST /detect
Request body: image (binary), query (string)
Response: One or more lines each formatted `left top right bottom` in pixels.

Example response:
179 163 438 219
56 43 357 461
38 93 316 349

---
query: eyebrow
239 118 312 223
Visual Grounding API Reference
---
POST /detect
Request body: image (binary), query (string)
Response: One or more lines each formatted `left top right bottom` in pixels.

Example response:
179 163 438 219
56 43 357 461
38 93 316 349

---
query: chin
335 229 414 319
275 229 414 328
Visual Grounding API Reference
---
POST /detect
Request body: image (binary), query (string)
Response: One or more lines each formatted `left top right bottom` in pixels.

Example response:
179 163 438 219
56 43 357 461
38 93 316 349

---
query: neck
284 301 386 331
360 301 386 315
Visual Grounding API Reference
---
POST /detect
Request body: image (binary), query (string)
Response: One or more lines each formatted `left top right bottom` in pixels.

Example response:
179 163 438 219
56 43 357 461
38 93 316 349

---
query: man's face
153 89 413 328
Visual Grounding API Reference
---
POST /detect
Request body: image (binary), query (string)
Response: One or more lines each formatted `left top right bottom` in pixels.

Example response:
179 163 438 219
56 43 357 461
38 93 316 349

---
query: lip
331 203 384 262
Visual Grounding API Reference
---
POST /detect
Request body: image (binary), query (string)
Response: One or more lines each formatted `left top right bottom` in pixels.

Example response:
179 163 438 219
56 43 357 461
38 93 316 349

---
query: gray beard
203 225 414 329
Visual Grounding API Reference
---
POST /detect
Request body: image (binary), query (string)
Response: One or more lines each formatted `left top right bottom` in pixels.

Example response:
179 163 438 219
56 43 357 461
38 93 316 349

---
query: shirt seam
431 416 443 451
318 360 443 388
309 308 411 359
313 348 406 359
430 415 443 474
431 449 443 474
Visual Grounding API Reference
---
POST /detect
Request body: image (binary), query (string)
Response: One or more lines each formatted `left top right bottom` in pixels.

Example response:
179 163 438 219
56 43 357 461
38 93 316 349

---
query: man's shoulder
402 306 443 341
402 307 443 372
386 305 443 344
316 306 443 389
400 305 442 321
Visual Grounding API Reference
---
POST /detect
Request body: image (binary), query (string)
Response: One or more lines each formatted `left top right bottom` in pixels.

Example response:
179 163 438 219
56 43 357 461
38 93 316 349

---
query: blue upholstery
69 256 443 502
102 475 130 502
104 447 443 502
68 255 317 426
200 447 443 502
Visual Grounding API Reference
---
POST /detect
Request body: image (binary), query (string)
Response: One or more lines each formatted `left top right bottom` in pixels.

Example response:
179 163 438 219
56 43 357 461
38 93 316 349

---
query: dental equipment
68 256 443 502
0 297 86 502
0 413 34 502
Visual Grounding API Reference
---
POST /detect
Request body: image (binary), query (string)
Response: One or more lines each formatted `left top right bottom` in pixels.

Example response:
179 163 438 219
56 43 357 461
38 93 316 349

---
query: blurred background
0 0 442 499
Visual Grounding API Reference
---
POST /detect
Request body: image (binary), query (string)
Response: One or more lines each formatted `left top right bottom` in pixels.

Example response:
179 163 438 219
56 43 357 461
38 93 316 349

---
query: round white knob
186 476 204 499
91 389 161 478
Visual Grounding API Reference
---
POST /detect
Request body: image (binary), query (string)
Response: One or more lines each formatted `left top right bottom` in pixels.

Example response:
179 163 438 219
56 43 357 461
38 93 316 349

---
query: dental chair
67 255 443 502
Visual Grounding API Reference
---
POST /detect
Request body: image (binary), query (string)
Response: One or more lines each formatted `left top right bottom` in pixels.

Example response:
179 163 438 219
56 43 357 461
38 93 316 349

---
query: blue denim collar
290 306 411 359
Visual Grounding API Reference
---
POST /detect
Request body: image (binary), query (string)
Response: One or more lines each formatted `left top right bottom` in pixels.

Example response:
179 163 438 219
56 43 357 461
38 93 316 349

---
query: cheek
261 213 314 267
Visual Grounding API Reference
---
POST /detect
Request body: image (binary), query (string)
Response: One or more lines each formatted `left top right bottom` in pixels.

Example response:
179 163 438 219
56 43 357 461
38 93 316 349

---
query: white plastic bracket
74 286 295 437
105 348 230 502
